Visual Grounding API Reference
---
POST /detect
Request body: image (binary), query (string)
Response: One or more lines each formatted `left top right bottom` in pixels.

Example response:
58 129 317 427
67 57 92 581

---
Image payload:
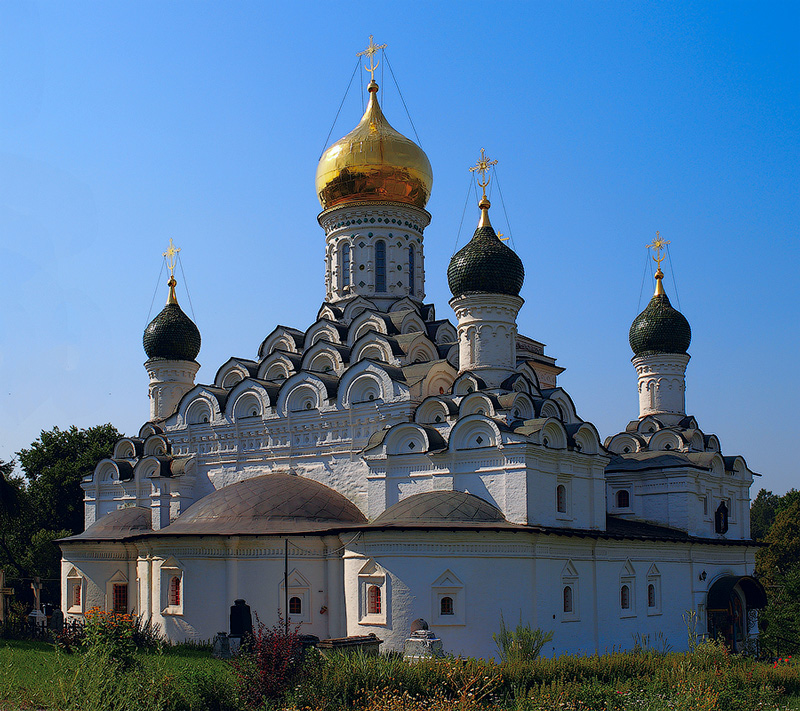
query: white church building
60 52 765 658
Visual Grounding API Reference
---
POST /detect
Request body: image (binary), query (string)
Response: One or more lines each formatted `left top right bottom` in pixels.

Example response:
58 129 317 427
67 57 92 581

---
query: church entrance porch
706 575 767 652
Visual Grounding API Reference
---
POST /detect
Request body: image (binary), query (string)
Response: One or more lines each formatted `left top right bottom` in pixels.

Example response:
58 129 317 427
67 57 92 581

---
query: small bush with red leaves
229 616 304 706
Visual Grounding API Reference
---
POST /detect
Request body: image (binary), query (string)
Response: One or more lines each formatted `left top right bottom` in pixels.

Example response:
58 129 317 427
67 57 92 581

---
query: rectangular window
112 584 128 613
375 241 386 292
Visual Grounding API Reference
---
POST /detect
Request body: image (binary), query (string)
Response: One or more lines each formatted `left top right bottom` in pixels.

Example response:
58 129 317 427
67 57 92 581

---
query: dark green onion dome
629 271 691 356
143 277 201 361
447 197 524 298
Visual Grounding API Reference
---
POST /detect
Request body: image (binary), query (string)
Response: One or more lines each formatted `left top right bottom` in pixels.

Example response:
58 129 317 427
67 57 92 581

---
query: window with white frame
358 559 387 625
105 570 128 614
431 569 465 625
619 560 636 617
556 483 568 515
646 564 661 615
67 567 84 614
161 557 184 615
561 561 579 621
280 570 311 625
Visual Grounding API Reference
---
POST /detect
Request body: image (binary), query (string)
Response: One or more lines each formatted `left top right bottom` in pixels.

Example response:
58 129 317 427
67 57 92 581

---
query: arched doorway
706 575 767 652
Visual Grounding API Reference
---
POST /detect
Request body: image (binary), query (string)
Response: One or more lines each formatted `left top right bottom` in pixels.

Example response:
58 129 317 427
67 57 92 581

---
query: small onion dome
143 276 201 361
315 80 433 210
629 270 691 356
447 197 524 298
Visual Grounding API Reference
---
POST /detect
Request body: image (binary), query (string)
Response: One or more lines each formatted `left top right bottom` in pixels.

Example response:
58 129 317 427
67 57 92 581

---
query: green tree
2 424 122 605
17 424 121 535
750 488 780 541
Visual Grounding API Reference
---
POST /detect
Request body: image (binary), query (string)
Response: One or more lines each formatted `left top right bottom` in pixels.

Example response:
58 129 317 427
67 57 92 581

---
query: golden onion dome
316 80 433 210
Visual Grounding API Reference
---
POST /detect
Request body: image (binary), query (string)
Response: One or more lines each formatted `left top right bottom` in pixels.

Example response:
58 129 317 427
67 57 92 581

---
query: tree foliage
0 424 121 606
17 424 121 535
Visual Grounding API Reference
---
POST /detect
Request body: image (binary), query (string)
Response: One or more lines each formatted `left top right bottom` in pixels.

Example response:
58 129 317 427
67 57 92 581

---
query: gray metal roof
154 473 367 536
64 506 152 541
373 490 506 525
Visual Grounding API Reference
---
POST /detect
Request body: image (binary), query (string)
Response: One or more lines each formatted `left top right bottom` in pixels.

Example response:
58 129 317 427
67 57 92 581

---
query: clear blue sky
1 1 797 493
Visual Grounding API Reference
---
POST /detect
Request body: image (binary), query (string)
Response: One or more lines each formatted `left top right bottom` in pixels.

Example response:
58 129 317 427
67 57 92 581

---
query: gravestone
403 618 444 660
212 631 231 659
50 607 64 633
229 599 252 655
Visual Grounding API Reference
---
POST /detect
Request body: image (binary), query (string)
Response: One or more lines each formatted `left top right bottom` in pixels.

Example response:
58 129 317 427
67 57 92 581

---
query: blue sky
0 1 797 493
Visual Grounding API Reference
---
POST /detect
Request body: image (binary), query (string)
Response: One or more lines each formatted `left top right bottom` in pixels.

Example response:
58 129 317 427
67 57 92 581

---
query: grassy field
2 638 800 711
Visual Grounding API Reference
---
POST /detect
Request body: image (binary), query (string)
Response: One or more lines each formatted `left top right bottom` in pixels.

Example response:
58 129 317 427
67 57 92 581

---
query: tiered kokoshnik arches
63 43 764 658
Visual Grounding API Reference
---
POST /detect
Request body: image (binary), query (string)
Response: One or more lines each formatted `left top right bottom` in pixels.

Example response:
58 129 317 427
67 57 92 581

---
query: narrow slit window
563 585 573 613
342 244 351 287
556 485 567 513
648 584 656 608
408 246 415 295
620 584 630 610
375 241 386 292
73 581 81 608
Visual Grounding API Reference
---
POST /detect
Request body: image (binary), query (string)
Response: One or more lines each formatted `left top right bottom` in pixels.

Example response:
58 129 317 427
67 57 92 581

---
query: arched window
375 241 386 292
616 490 630 509
169 576 181 606
620 584 630 610
408 246 415 295
342 243 351 287
440 596 454 616
563 585 573 613
368 585 382 614
556 484 567 513
289 596 302 615
648 584 656 608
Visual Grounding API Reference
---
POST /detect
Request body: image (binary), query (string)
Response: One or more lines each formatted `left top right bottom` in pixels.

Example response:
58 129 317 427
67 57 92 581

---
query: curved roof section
629 289 691 357
64 506 152 541
373 490 506 526
160 473 366 535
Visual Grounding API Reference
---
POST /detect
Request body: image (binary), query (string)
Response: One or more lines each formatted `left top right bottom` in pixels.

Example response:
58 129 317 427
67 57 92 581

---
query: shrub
82 607 137 670
493 614 553 664
229 616 303 706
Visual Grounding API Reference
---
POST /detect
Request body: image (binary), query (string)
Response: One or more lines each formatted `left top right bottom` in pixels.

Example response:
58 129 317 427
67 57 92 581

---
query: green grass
2 638 800 711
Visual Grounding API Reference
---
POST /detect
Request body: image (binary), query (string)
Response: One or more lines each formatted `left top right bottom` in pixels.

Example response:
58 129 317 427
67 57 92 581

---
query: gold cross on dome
357 35 387 82
647 231 670 269
469 148 498 199
163 238 181 277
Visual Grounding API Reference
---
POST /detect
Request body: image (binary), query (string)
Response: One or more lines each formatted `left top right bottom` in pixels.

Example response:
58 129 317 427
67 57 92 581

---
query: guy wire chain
319 58 361 161
637 246 650 314
177 253 197 322
145 258 167 327
492 168 516 250
453 173 477 256
283 531 362 557
665 243 681 311
383 52 423 148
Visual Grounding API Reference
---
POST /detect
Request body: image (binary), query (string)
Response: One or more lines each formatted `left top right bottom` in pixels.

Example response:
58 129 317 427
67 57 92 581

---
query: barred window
375 241 386 292
342 244 351 287
112 584 128 613
367 585 381 614
440 596 454 616
563 585 573 613
408 247 415 295
648 583 656 608
616 490 630 508
620 584 630 610
73 582 81 608
169 576 181 607
289 596 302 615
